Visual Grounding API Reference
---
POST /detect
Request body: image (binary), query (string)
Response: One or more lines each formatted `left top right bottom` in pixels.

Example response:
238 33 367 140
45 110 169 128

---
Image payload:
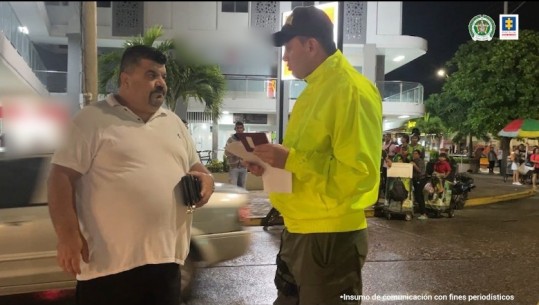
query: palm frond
98 25 224 116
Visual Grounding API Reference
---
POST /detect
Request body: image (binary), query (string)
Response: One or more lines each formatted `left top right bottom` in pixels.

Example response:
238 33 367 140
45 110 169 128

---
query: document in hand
225 140 292 193
235 133 270 152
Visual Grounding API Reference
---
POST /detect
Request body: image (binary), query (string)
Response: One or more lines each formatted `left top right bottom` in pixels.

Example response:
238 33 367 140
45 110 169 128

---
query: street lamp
437 69 448 79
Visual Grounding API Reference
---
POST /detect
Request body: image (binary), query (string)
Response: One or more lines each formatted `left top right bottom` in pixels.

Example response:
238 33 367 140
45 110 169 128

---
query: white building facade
1 1 427 159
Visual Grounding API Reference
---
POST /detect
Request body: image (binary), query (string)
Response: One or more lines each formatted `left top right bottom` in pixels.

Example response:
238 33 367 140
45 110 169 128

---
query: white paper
225 141 292 193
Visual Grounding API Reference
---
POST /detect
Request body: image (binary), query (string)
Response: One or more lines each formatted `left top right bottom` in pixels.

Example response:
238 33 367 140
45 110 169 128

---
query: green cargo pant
273 228 368 305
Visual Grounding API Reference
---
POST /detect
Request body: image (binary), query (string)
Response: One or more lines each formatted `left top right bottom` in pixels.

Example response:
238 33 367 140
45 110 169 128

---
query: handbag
179 174 202 212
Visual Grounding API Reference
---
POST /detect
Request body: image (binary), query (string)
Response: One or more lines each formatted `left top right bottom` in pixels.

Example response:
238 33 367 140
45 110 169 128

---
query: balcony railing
376 81 424 104
0 2 47 85
34 70 68 93
223 78 424 104
223 75 277 100
223 75 309 100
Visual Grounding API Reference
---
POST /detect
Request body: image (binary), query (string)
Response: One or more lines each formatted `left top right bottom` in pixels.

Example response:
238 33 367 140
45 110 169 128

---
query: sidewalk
245 169 536 225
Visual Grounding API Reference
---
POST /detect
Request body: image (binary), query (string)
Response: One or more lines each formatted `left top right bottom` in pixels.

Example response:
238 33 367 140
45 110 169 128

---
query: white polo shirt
52 94 199 280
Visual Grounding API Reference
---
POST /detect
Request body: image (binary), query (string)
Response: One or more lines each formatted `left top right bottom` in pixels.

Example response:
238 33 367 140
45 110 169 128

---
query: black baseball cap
272 6 337 54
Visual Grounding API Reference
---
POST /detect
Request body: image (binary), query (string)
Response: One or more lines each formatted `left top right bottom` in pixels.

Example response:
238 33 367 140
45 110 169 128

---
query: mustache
151 87 166 95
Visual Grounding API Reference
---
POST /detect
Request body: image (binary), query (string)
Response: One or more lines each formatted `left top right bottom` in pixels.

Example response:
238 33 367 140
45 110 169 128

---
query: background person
381 134 398 194
47 45 214 305
411 149 428 220
530 147 539 191
224 121 248 188
247 6 382 304
511 147 522 185
408 134 424 159
487 145 497 174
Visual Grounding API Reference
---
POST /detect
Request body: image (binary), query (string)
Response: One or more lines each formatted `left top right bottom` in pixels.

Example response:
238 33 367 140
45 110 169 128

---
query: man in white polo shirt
47 45 215 305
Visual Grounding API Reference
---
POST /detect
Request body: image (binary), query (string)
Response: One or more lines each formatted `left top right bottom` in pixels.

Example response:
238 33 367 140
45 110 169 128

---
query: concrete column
362 44 377 83
66 33 82 116
275 1 292 144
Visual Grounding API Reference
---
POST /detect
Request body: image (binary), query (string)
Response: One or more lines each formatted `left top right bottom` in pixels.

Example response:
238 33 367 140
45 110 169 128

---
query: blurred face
283 37 315 79
121 58 167 111
411 136 419 144
384 134 392 142
413 151 420 159
234 124 244 134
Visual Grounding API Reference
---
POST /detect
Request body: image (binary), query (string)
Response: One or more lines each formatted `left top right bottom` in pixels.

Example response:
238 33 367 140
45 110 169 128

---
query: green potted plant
205 160 224 173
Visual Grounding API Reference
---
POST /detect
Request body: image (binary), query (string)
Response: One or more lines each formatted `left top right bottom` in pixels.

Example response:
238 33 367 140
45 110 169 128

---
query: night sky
386 1 539 99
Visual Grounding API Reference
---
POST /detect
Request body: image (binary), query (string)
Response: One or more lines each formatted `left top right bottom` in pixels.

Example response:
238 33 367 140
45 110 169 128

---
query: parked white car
0 155 251 298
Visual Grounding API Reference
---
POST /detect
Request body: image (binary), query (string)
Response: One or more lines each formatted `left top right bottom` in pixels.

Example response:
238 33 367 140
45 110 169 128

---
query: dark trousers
488 161 496 173
380 167 388 197
413 178 427 214
76 263 181 305
274 229 368 305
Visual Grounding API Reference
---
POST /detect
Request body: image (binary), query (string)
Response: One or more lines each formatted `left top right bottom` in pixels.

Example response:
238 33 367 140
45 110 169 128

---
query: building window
97 2 112 8
222 1 249 13
291 1 314 9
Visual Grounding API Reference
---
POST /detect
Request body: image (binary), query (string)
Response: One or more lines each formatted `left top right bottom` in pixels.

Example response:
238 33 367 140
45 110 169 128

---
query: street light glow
437 69 447 78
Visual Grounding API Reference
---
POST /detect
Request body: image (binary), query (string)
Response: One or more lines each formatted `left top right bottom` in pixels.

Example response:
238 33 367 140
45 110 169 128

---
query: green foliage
452 156 470 164
428 149 439 161
430 30 539 138
222 154 229 172
206 160 224 173
98 25 225 118
413 112 447 138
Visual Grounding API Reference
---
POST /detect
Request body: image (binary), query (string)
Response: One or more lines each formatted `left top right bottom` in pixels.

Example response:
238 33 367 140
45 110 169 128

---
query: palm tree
413 112 447 151
98 25 225 119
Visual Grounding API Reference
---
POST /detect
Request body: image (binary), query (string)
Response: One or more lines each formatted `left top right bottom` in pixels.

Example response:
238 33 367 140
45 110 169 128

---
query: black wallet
180 174 202 207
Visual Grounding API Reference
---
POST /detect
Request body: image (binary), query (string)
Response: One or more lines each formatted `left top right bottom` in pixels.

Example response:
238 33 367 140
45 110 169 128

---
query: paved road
190 194 539 305
2 195 538 305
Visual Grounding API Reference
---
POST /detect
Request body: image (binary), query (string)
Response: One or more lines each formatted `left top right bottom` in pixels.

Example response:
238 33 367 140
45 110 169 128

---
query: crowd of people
382 132 539 219
381 131 453 220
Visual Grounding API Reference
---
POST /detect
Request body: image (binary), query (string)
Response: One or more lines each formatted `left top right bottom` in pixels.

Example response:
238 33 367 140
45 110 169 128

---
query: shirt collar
304 50 343 84
105 94 168 119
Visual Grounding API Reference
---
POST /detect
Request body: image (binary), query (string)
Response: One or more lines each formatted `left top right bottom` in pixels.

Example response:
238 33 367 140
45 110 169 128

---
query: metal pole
82 1 98 105
337 1 344 52
504 1 508 14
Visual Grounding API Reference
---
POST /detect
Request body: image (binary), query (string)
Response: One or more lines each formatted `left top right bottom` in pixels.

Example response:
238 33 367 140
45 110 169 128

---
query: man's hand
188 171 215 208
245 162 265 176
56 233 89 276
253 144 289 169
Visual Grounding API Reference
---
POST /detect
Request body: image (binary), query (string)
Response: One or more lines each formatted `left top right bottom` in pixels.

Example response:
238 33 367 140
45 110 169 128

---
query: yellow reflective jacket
270 50 382 233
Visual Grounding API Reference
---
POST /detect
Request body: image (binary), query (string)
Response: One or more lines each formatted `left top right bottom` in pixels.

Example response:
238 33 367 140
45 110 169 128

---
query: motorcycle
422 172 475 218
450 172 476 210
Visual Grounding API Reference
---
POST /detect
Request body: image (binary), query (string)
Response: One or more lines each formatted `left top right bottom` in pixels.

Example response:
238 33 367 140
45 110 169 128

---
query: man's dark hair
118 45 167 86
235 121 244 127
